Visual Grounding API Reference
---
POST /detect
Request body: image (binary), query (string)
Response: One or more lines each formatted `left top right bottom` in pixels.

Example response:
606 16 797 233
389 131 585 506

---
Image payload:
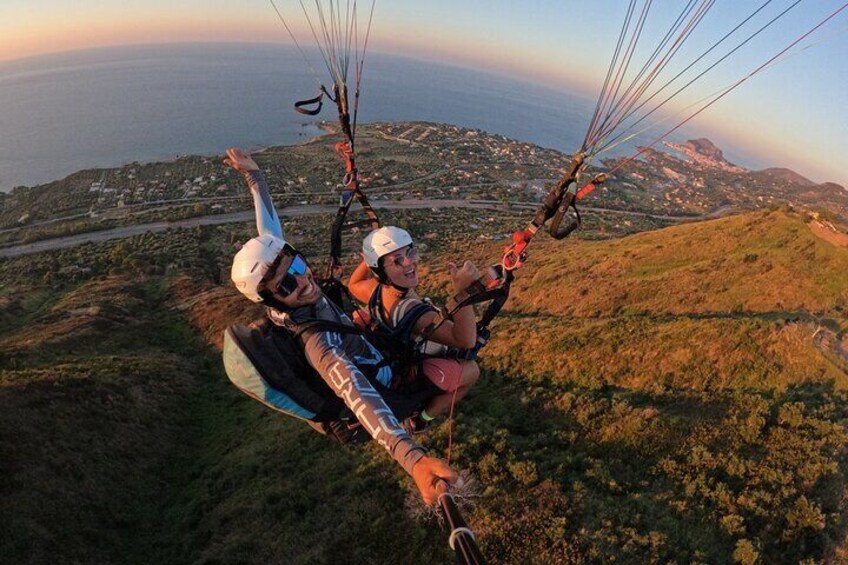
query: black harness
225 313 439 443
363 285 439 376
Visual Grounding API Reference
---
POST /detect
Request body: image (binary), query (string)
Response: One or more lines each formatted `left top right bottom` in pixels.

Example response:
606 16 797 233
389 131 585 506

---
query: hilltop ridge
758 167 817 187
510 210 848 316
476 209 848 390
2 125 848 564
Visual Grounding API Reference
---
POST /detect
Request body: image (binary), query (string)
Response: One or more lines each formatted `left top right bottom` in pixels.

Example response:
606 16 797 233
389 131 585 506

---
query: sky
1 0 846 185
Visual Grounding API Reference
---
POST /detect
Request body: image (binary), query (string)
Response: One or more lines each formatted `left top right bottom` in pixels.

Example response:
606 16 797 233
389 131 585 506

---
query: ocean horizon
0 42 741 193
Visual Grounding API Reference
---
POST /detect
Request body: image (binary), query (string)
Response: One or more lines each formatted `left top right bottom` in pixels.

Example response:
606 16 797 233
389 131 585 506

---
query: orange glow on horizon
389 41 599 98
1 15 841 184
0 18 287 64
1 17 598 97
371 24 600 99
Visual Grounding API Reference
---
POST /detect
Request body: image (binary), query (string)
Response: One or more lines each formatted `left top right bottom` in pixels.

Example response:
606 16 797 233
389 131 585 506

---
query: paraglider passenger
348 227 481 431
224 148 456 505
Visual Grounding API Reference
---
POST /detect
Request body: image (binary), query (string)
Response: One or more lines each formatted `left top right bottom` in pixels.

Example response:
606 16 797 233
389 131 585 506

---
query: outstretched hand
223 148 259 173
412 456 458 505
448 261 481 293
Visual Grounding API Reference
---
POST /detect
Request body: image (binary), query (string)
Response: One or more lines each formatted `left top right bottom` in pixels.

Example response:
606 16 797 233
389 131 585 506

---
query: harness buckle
502 230 530 271
334 142 358 188
335 142 355 173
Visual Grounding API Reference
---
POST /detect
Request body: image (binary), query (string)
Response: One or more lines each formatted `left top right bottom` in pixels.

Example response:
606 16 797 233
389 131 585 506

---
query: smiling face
381 244 419 289
264 251 322 308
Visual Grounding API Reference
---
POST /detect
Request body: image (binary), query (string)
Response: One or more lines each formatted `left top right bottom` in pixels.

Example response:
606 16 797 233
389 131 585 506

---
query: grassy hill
482 210 848 390
0 224 460 564
2 207 847 564
399 208 847 563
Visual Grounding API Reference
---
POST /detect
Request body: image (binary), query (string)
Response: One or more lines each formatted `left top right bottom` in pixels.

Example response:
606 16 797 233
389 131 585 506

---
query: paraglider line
269 0 323 84
586 1 848 196
591 0 716 149
595 0 804 157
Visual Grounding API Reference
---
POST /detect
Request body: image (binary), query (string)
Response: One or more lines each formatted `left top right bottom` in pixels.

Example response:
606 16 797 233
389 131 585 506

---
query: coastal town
1 121 846 249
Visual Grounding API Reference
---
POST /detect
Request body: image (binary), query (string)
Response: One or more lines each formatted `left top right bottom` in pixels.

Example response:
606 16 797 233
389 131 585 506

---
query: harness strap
335 142 356 177
501 152 586 272
453 163 608 360
390 157 592 362
418 306 448 343
549 184 582 240
326 163 380 282
323 84 380 283
478 271 513 328
368 285 436 335
294 88 327 116
365 285 439 368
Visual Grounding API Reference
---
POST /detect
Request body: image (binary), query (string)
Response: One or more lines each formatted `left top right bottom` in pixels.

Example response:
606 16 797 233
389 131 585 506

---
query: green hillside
2 208 847 564
482 210 848 390
402 208 848 563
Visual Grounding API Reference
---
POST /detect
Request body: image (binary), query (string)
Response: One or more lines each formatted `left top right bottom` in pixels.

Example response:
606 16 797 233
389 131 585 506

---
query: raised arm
224 148 283 239
348 259 379 304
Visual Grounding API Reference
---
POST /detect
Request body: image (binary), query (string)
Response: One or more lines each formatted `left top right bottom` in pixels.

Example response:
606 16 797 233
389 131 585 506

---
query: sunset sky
1 0 846 184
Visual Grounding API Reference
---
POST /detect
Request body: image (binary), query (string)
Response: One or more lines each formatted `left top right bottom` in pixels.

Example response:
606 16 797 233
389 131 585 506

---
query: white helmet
231 234 287 302
362 226 413 269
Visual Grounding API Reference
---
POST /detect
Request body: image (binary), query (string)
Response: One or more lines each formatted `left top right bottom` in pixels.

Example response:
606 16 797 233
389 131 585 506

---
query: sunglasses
261 244 309 300
274 252 309 297
386 245 418 268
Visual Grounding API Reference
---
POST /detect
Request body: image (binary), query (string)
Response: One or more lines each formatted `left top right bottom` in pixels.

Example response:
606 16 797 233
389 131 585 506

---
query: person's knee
461 361 480 386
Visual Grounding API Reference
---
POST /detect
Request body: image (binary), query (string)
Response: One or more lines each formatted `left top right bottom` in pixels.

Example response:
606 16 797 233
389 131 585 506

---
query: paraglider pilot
224 148 457 505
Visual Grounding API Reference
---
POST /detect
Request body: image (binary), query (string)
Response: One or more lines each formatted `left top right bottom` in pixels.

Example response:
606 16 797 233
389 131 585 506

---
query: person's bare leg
424 361 479 417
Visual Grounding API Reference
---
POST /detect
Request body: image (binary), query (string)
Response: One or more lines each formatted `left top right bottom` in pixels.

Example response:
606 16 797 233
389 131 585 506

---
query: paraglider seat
223 320 346 422
222 317 441 443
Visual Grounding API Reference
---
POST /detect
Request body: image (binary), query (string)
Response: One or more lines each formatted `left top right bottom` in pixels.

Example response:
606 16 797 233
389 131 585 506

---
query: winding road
0 199 500 258
0 198 717 259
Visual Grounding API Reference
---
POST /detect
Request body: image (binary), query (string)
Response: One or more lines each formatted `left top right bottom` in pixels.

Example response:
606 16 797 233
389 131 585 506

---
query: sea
0 43 675 192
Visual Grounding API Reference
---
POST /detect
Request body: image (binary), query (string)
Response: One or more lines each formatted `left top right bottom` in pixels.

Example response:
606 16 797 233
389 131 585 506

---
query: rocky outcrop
758 168 816 187
686 138 725 162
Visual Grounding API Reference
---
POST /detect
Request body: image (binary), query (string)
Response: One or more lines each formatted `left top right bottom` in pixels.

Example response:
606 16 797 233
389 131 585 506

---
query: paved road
0 199 510 258
0 197 724 259
0 160 497 236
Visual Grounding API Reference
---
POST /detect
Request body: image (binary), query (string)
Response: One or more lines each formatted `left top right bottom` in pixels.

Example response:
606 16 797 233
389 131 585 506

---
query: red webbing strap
500 153 585 272
334 141 357 188
573 171 610 202
434 163 607 361
502 227 535 272
324 87 380 281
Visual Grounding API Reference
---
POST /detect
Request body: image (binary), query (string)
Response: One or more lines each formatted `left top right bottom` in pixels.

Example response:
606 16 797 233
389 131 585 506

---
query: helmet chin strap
387 281 412 294
371 266 411 295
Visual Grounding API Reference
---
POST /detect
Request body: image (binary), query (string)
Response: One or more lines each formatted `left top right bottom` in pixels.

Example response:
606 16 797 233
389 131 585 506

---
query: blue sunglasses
275 252 309 297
